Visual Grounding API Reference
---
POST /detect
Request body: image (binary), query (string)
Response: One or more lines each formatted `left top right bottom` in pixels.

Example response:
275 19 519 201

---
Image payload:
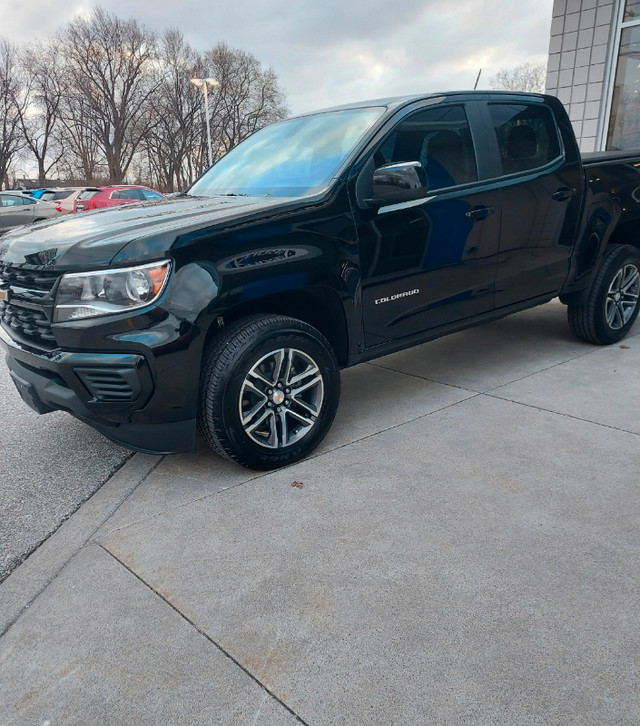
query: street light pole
190 77 219 168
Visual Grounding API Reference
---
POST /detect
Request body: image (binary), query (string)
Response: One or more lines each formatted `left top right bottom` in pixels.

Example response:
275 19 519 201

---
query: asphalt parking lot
1 299 639 725
0 362 129 581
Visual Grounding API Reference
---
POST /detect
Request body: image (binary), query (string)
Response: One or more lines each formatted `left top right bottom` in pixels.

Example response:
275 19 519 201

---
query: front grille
0 263 60 292
0 304 56 343
0 262 60 350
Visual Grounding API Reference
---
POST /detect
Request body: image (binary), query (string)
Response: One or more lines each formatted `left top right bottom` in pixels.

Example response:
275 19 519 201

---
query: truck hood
0 195 297 269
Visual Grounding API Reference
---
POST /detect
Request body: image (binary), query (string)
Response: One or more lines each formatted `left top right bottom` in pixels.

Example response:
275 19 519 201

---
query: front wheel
567 244 640 344
198 315 340 470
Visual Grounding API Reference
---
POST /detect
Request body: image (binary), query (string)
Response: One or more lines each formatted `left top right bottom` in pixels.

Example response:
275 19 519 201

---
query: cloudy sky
1 0 554 115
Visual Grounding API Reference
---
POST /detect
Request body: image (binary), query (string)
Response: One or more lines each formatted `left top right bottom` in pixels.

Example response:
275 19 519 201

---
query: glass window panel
1 195 26 207
488 103 561 175
607 26 640 150
624 0 640 21
374 105 478 190
189 107 384 198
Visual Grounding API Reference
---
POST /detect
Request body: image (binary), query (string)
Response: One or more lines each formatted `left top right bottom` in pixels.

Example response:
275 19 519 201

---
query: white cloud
0 0 555 113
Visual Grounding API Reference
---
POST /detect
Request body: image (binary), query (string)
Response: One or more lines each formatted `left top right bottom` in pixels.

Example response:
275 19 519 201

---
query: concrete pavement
1 300 639 725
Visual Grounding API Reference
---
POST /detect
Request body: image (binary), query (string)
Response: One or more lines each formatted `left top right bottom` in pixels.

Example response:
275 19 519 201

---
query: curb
0 452 161 636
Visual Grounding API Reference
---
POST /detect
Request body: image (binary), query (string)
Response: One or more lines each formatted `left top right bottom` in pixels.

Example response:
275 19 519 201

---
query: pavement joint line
481 344 619 394
100 543 311 726
483 392 640 437
96 469 271 538
0 453 163 639
301 391 486 464
364 360 479 393
367 342 602 395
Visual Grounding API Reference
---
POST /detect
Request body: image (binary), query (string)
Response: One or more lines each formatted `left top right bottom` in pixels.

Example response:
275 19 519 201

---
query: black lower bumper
1 324 196 454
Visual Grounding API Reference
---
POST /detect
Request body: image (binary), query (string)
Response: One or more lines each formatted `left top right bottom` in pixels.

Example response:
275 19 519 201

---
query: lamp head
191 77 219 89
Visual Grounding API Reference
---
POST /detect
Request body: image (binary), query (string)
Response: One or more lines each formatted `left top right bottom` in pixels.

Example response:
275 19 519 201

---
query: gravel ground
0 363 130 581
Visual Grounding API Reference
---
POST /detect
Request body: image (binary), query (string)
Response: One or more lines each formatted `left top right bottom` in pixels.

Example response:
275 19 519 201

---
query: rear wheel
198 315 340 470
567 244 640 344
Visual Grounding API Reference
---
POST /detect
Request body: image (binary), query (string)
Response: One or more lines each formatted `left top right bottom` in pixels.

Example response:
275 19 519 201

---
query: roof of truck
293 90 549 118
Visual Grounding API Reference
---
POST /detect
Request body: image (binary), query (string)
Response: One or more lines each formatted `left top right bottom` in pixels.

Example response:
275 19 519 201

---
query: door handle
552 187 576 201
465 206 495 221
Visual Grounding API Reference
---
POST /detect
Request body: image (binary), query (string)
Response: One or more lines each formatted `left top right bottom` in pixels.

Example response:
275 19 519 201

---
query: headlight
54 260 172 322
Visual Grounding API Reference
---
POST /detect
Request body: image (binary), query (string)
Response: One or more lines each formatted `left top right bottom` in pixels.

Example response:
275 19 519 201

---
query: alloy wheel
605 263 640 330
239 347 324 449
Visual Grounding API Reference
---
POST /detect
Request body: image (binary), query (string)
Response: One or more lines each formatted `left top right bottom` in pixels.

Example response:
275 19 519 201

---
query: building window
606 1 640 149
624 0 640 21
607 24 640 149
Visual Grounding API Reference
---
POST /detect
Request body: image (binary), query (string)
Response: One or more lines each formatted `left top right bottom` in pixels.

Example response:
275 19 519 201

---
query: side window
142 189 162 200
1 195 26 207
110 190 126 200
488 103 562 175
375 105 478 191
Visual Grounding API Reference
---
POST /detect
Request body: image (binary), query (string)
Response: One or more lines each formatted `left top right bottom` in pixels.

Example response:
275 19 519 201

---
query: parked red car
74 185 165 212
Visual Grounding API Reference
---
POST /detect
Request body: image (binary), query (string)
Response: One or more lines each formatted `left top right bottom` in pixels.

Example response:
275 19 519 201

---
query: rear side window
488 103 562 175
375 105 478 191
112 189 146 200
1 195 29 207
78 190 99 201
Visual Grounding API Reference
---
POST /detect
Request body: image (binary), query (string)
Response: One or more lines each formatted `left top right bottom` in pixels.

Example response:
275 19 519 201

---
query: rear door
483 100 583 306
353 101 501 347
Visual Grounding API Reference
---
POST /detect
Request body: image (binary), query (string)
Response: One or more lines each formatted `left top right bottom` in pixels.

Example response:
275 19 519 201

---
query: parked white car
0 192 61 235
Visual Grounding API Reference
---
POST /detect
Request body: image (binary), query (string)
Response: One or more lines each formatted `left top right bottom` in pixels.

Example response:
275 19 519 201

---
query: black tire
567 244 640 345
198 315 340 470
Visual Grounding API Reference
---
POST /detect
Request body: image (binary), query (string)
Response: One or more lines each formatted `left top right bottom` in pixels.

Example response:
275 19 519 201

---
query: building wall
545 0 618 151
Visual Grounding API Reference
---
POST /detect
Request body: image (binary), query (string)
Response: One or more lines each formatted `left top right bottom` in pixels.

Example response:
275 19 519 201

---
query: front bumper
0 324 197 454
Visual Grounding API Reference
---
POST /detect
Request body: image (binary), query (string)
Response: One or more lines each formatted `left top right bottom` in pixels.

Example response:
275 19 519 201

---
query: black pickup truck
1 91 639 468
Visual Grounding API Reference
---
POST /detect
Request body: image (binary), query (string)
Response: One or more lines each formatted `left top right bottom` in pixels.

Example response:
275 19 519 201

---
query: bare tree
204 43 289 158
17 41 66 186
490 62 547 94
56 92 107 184
58 7 159 185
1 12 289 190
0 38 24 189
140 30 205 191
139 40 289 188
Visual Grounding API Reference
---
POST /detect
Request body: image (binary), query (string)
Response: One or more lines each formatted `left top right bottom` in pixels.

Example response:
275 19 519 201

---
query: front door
354 104 501 348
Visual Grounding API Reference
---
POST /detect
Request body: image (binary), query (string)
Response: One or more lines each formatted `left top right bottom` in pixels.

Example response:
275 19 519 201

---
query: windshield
188 107 384 198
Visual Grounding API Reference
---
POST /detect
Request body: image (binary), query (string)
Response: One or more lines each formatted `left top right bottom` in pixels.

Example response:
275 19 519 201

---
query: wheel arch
202 286 350 368
608 218 640 250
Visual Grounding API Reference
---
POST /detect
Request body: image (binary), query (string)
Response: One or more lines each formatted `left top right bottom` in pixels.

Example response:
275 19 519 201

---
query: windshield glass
189 107 384 198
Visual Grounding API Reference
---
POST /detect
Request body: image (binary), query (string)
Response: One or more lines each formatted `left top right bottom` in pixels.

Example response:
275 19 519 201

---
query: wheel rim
239 347 324 449
605 263 640 330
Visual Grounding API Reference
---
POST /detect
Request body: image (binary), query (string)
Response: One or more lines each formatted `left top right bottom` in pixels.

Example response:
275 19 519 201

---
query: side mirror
367 161 429 207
